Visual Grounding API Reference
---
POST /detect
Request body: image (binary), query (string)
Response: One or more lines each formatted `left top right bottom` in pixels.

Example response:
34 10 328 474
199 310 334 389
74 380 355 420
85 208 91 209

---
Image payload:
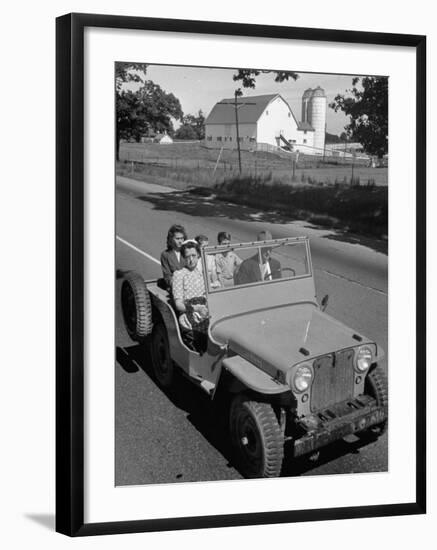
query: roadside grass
116 158 225 190
213 174 387 238
116 142 388 239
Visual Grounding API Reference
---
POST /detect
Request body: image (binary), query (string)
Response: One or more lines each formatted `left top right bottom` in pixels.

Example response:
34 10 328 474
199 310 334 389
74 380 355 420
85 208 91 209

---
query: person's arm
160 251 173 288
208 255 220 287
234 252 243 267
215 255 224 286
172 270 185 313
172 271 191 329
232 252 243 279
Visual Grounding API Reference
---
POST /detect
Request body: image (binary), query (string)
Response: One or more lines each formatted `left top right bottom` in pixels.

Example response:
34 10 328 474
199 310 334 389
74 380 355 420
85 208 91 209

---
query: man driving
234 230 282 285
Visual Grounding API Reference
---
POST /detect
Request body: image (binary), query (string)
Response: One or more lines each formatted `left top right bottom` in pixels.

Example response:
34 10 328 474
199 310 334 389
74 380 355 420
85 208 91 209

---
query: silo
301 88 313 123
309 86 327 153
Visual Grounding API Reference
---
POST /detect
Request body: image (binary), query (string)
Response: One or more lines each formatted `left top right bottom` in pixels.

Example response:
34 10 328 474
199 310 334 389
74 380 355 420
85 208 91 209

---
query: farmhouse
154 132 173 144
205 88 327 155
141 131 173 144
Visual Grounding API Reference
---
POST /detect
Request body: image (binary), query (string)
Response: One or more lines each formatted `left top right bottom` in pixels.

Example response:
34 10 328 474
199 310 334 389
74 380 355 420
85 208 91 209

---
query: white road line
116 235 160 265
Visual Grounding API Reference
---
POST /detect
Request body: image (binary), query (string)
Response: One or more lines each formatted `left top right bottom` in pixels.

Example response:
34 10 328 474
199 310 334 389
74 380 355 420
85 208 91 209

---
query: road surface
115 175 388 486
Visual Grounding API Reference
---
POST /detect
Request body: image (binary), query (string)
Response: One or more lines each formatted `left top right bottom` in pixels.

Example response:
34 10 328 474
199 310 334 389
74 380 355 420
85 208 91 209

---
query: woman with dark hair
160 224 187 289
215 231 242 287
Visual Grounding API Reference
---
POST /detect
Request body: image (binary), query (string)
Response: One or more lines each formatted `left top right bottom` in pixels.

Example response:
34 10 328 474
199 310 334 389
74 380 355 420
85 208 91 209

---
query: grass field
119 142 388 187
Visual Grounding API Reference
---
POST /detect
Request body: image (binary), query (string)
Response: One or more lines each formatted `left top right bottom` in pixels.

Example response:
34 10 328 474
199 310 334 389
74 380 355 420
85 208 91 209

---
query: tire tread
121 271 153 342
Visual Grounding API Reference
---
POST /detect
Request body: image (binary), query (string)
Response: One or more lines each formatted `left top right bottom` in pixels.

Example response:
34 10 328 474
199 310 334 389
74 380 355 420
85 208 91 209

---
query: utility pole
218 91 255 174
322 122 327 163
234 92 242 173
351 149 355 184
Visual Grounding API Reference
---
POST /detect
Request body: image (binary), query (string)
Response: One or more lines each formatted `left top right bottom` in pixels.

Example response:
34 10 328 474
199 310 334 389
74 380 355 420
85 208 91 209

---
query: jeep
120 236 388 478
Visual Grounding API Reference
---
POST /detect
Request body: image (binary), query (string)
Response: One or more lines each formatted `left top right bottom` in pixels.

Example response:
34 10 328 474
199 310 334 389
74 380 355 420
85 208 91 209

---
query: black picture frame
56 12 426 537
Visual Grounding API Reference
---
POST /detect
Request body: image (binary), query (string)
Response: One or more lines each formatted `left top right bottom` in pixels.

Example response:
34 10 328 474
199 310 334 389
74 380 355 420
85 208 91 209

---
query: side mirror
321 294 329 312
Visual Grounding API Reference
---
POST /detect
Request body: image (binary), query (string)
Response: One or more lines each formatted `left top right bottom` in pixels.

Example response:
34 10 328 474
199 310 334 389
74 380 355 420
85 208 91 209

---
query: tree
115 62 148 90
175 110 205 140
233 69 299 89
325 132 342 144
116 80 183 160
174 124 198 140
116 90 148 152
329 77 388 158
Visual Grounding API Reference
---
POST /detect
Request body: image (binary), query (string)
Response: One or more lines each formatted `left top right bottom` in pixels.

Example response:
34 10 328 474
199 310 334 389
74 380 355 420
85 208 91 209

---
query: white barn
204 92 326 154
205 88 326 154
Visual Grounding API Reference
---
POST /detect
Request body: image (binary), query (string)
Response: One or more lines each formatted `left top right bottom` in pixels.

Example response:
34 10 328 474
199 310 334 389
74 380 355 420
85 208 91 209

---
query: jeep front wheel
229 395 284 478
151 323 174 388
364 364 388 437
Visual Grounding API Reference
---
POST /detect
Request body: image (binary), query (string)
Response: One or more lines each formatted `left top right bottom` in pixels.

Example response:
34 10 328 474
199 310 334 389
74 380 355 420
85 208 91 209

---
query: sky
134 65 364 136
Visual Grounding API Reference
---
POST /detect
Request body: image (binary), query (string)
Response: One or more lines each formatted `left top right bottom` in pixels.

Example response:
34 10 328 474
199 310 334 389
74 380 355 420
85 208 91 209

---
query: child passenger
195 235 220 288
215 232 242 287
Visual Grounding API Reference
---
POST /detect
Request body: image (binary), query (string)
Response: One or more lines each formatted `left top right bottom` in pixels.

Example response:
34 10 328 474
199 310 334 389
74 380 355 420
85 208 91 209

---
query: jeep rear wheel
151 323 174 388
230 395 284 478
121 271 153 342
364 364 388 437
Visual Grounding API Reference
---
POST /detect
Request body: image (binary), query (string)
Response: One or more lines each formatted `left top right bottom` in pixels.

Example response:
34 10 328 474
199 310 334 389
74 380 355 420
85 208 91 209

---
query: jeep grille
311 349 355 411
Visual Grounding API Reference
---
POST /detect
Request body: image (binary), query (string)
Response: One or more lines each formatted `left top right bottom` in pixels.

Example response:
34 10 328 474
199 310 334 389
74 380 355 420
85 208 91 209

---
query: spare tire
121 271 153 342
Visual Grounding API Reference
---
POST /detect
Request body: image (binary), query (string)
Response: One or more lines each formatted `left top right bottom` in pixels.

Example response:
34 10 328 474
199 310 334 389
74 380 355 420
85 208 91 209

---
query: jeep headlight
355 346 373 372
293 365 313 393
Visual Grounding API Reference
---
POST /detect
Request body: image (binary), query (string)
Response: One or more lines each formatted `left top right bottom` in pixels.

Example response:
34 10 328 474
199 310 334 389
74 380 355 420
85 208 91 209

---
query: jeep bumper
293 395 386 458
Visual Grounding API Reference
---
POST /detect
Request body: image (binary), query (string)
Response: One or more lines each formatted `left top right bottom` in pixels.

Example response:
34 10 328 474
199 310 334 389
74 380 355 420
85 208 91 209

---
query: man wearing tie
234 230 282 285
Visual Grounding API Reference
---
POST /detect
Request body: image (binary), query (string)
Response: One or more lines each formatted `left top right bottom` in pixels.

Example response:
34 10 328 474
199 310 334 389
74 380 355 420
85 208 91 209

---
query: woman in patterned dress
172 240 209 352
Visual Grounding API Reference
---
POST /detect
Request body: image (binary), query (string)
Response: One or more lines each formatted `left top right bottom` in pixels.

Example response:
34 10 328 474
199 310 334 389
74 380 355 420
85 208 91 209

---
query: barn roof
205 94 281 125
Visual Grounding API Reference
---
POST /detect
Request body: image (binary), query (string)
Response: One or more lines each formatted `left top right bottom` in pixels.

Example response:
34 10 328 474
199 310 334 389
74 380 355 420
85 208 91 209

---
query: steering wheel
281 267 296 277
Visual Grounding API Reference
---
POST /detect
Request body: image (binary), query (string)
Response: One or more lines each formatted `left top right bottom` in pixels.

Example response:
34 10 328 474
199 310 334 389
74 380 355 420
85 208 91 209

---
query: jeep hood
210 303 373 373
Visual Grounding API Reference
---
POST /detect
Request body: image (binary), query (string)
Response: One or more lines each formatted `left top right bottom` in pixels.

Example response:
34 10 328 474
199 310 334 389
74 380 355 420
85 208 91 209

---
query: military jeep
121 236 388 478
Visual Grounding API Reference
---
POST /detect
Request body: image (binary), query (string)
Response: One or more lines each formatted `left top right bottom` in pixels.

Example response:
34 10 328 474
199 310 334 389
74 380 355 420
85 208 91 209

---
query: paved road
115 175 388 486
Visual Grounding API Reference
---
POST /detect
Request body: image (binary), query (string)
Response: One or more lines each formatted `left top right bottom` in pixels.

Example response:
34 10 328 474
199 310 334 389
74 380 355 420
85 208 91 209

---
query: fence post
131 161 134 175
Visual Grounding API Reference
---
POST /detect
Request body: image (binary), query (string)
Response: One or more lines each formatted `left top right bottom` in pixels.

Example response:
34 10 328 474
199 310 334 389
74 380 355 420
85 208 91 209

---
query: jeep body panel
222 355 290 395
147 282 225 392
210 302 379 375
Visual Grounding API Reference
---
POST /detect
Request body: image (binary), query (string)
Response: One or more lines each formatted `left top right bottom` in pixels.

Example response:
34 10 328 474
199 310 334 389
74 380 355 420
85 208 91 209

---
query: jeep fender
222 355 289 395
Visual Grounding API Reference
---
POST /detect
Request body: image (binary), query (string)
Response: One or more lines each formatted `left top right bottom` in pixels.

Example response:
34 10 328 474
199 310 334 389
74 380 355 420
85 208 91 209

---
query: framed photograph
56 13 426 536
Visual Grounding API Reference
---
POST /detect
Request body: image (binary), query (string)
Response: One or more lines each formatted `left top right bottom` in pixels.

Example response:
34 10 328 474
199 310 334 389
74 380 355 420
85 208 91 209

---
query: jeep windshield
203 237 312 293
